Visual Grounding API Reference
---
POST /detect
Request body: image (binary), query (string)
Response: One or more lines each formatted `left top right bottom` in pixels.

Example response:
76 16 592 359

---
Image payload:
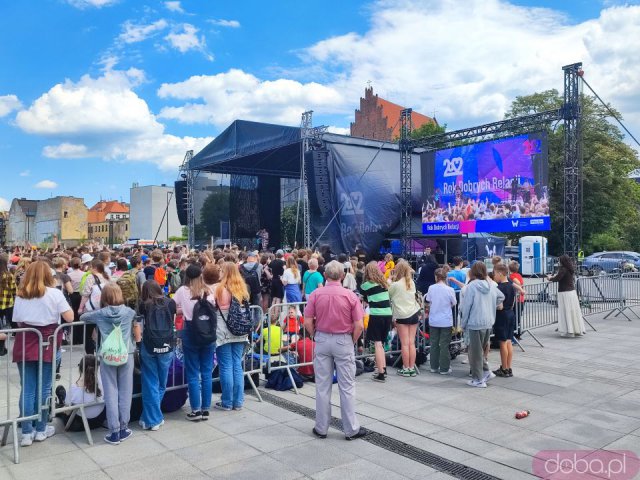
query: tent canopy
190 120 302 177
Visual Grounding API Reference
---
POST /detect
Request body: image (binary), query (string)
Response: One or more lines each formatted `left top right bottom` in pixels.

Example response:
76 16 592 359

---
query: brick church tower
350 87 436 142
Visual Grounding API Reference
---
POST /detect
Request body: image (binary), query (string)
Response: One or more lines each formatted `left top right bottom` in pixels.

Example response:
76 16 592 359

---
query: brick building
350 87 436 142
87 200 130 245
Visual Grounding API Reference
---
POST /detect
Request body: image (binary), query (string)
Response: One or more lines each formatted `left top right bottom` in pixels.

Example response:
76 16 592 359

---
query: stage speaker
306 150 332 217
174 181 188 226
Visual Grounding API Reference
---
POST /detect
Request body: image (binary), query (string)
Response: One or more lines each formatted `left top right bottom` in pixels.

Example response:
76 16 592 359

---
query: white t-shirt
13 287 70 327
425 282 457 328
282 268 301 285
70 383 104 419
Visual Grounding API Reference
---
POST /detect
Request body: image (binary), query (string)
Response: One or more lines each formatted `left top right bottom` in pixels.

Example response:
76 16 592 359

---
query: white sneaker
430 368 438 373
21 432 35 447
150 420 165 432
482 371 496 382
461 356 469 364
439 368 453 375
34 425 56 442
466 379 487 388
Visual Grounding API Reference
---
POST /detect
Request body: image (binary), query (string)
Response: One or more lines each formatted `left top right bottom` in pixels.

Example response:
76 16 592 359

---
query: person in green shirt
359 262 393 383
302 258 324 299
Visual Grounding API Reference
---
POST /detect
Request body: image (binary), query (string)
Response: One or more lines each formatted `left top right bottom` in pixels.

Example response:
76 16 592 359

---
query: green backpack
101 322 129 366
116 270 139 309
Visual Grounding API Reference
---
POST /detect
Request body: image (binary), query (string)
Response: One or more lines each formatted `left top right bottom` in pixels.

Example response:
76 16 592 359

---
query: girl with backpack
81 283 141 445
138 280 176 431
213 262 251 411
173 265 216 421
80 260 111 355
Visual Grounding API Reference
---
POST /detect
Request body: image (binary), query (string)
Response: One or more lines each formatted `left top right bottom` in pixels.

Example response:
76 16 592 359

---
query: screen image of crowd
421 180 550 223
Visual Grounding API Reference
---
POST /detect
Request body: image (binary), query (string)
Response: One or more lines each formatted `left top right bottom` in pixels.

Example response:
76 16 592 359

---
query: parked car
581 251 640 274
503 246 519 261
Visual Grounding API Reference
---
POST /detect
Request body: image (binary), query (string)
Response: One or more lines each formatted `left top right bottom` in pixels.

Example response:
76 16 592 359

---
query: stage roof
189 119 398 178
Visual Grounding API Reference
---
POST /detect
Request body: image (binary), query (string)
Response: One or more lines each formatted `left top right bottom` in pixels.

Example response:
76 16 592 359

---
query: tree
504 90 640 254
410 121 447 140
281 203 304 248
199 187 230 239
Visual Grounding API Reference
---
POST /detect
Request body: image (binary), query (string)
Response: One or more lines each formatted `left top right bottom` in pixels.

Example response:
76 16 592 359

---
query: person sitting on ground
55 354 106 431
261 312 283 356
280 326 315 381
492 264 516 377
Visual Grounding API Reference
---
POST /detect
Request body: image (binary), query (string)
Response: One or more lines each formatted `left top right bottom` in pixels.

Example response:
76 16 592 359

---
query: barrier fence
2 273 635 463
0 327 45 464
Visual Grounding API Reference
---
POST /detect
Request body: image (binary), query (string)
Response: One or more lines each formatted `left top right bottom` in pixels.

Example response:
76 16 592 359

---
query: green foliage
410 121 447 140
199 187 230 239
281 203 304 248
504 89 640 255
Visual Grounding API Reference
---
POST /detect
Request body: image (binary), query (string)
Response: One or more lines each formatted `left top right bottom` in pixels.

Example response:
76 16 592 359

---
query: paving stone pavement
1 311 640 479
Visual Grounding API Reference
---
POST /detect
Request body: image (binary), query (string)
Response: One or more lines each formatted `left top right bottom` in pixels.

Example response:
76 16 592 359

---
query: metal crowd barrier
614 272 640 320
0 327 45 464
577 273 626 321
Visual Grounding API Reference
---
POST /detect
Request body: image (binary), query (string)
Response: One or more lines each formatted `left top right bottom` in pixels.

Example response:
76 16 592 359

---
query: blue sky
1 0 639 210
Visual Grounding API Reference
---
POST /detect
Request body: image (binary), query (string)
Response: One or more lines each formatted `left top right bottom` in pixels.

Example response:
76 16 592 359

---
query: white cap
81 254 94 264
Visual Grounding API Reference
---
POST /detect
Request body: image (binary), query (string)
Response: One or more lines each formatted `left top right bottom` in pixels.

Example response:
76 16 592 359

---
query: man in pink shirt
304 260 365 440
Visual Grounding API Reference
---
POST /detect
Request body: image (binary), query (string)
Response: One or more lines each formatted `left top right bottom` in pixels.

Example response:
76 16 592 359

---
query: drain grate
257 391 500 480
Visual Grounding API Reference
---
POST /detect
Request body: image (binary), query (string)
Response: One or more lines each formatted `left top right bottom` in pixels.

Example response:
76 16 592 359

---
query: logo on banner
341 192 364 216
443 157 464 177
512 220 519 227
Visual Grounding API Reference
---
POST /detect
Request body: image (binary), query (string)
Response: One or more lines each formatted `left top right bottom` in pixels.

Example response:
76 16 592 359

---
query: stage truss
399 62 583 259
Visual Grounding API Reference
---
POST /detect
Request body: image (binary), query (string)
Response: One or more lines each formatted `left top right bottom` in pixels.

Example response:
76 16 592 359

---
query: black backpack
143 300 175 354
191 294 217 345
241 264 261 296
217 297 253 336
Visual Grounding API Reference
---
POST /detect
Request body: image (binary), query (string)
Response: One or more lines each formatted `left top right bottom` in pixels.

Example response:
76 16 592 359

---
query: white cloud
164 1 184 13
208 19 240 28
0 95 21 117
43 143 88 158
118 19 168 44
35 180 58 189
19 170 30 177
301 0 640 139
165 23 213 60
67 0 117 8
0 197 9 211
16 69 212 170
327 126 350 135
157 69 344 127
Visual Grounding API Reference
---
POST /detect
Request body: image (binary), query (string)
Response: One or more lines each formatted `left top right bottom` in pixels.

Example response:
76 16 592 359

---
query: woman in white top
388 260 421 377
281 256 302 304
12 261 74 446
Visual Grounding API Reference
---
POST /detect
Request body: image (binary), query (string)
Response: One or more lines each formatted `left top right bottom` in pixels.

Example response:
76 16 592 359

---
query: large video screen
421 132 549 234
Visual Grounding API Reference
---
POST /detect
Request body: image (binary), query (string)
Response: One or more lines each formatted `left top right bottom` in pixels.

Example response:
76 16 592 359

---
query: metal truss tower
562 62 583 261
300 111 328 248
399 108 413 257
179 150 196 247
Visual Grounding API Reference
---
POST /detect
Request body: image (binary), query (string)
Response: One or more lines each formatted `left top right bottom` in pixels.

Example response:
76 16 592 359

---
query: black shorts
493 311 516 342
395 311 420 325
366 316 392 343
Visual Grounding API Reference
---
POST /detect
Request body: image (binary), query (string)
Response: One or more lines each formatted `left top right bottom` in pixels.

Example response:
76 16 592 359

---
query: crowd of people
0 242 585 448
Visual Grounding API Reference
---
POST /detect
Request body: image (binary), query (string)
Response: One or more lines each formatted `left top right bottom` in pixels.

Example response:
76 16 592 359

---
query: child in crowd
280 326 315 381
426 268 457 375
282 305 302 343
81 283 141 445
55 354 106 431
492 264 516 377
261 314 283 356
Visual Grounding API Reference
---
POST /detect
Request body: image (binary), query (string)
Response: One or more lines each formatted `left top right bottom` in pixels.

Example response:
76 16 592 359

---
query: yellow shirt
384 261 395 279
262 325 282 355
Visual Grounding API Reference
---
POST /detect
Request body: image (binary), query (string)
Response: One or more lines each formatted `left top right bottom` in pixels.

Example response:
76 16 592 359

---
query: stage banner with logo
421 132 549 235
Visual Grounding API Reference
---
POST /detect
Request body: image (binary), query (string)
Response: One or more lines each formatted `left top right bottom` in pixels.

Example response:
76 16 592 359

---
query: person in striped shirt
359 262 393 382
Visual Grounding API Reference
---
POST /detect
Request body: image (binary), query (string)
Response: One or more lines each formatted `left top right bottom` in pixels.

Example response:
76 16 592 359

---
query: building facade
6 197 88 246
350 87 436 142
129 184 182 242
87 200 130 245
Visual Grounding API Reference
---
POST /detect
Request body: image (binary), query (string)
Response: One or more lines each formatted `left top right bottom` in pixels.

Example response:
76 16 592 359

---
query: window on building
63 211 68 218
125 224 128 231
